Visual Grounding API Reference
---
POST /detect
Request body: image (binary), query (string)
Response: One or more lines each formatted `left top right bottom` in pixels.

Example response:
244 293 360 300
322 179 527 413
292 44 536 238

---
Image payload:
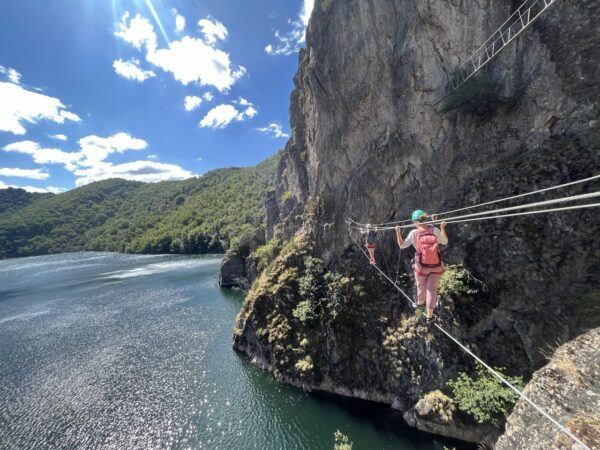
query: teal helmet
411 209 425 222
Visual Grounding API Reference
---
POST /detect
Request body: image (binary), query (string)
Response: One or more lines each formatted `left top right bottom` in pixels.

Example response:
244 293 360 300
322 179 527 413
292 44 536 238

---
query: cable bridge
450 0 559 90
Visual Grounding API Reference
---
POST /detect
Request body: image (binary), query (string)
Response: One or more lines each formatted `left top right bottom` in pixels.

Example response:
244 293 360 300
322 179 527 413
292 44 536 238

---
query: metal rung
450 0 560 90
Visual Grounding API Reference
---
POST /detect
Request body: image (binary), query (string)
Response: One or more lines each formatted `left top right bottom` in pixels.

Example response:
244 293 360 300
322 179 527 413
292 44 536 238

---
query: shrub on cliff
438 264 482 296
448 365 524 425
333 430 353 450
252 238 282 273
293 300 316 322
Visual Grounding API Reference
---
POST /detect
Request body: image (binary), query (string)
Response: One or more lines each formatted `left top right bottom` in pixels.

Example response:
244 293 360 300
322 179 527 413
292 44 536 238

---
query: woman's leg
425 272 443 318
367 246 376 264
414 271 427 306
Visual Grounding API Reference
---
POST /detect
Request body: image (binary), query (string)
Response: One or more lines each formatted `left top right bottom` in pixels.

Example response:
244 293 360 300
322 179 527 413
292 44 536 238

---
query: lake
0 253 462 449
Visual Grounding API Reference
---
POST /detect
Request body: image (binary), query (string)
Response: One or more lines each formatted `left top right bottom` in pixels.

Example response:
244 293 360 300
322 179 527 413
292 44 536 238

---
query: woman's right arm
396 227 413 249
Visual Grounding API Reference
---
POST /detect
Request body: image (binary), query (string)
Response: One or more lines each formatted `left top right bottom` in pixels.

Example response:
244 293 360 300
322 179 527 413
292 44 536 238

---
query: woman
395 210 448 325
361 224 378 265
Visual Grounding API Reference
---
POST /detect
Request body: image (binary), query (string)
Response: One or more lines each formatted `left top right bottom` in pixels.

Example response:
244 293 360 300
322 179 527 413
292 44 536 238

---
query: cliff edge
233 0 599 444
497 328 600 450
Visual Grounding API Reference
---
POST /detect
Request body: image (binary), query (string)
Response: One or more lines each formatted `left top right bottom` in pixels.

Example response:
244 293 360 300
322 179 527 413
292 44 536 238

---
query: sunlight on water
0 253 459 449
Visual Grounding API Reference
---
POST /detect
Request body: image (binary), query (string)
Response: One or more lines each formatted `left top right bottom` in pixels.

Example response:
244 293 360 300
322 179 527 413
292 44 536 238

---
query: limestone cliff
234 0 599 444
496 328 600 450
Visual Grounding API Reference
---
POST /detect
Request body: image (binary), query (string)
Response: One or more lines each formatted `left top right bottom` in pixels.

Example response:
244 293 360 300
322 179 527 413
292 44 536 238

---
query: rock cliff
234 0 599 444
496 328 600 450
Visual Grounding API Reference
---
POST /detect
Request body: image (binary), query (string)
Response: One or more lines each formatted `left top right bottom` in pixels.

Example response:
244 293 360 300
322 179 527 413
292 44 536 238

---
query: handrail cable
350 174 600 227
347 202 600 232
355 192 600 231
347 228 591 450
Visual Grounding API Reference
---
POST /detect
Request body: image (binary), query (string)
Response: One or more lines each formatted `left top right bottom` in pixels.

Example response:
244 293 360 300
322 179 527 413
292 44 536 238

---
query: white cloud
265 0 314 56
203 92 213 101
198 18 228 45
199 104 257 129
7 68 21 84
77 133 147 167
113 58 155 82
0 167 50 180
184 95 202 111
147 36 245 91
3 140 82 171
171 8 186 32
2 133 193 186
115 12 245 92
300 0 315 27
199 104 240 129
0 180 65 194
176 14 186 32
49 134 68 141
238 97 251 106
244 106 258 118
0 82 81 135
73 160 194 186
3 133 147 172
115 12 157 53
256 122 290 138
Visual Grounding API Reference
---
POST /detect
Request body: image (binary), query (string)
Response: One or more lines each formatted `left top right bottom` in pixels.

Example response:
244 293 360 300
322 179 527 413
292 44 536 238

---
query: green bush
299 257 327 302
333 430 353 450
293 300 316 323
438 264 481 296
279 190 292 203
448 365 524 425
252 238 282 273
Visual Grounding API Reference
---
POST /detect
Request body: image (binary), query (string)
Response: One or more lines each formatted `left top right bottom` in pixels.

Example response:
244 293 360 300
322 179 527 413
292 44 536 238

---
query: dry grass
555 416 600 449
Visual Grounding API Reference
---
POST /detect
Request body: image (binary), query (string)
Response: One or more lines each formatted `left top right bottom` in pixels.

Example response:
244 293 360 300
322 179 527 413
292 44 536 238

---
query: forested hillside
0 154 278 258
0 188 52 215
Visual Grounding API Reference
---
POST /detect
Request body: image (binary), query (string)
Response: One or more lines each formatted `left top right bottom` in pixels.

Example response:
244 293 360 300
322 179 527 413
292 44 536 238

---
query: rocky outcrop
234 0 600 443
403 390 497 443
497 328 600 450
219 229 264 290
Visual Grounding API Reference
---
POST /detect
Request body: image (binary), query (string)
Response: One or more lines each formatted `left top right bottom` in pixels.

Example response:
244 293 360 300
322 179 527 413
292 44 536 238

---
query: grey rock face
271 0 599 371
219 229 265 290
219 250 249 289
235 0 600 443
496 328 600 450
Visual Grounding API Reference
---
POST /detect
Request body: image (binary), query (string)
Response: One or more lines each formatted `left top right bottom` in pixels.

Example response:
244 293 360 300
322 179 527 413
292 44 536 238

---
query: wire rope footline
347 230 591 450
350 173 600 228
347 201 600 232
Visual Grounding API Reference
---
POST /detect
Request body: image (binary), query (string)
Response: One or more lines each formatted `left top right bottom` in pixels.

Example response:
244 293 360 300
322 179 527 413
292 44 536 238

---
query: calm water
0 253 461 449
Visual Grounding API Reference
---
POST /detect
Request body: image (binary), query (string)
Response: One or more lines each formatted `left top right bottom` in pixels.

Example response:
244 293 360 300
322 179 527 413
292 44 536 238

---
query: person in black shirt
361 224 378 265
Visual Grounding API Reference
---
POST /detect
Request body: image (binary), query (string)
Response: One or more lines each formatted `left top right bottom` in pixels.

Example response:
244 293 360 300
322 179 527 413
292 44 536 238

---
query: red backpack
416 227 441 267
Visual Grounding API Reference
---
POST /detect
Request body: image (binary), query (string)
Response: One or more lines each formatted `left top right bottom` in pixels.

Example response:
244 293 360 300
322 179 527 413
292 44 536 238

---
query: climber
395 210 448 325
361 224 378 265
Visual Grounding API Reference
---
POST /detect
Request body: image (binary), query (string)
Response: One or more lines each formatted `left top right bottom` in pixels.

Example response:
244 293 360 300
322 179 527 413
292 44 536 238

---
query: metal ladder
450 0 559 90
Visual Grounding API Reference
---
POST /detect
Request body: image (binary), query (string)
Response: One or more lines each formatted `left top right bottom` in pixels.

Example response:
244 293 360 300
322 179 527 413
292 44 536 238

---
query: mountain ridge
0 154 279 259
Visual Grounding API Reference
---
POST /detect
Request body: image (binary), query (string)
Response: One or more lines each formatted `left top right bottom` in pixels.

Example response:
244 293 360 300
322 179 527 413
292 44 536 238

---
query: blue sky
0 0 313 193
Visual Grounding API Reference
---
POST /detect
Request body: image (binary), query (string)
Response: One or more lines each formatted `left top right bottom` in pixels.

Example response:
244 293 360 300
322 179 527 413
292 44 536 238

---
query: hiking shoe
426 316 435 328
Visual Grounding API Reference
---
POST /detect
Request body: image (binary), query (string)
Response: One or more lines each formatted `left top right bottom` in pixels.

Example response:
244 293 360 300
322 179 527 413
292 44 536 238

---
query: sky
0 0 314 193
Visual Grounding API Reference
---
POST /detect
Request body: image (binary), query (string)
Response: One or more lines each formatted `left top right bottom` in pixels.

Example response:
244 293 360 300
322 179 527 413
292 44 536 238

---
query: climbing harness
347 228 591 450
